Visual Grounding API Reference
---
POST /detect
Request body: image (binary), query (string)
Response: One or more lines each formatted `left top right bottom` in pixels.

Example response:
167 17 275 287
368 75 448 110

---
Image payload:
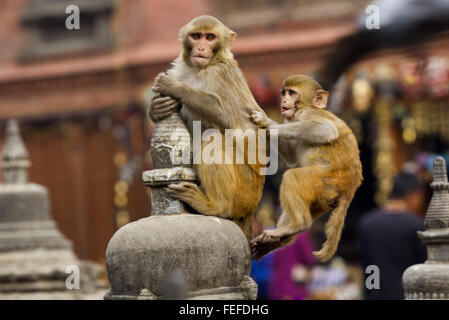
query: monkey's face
188 32 219 67
280 86 298 119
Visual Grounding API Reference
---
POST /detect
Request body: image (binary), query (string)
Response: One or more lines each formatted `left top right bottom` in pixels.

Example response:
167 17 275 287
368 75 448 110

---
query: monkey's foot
254 230 286 243
165 182 233 220
250 229 301 260
249 231 281 260
164 182 201 203
250 239 282 260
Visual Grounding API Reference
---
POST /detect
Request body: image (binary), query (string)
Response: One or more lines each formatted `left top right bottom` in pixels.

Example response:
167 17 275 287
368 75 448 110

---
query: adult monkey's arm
152 73 232 129
148 94 181 122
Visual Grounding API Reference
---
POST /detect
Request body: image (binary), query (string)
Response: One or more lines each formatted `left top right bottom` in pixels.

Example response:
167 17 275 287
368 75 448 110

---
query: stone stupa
105 109 257 300
0 120 106 299
403 156 449 299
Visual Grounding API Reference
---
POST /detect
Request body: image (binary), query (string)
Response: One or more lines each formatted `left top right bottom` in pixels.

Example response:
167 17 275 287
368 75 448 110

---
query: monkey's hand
152 72 181 97
148 94 181 122
250 111 268 128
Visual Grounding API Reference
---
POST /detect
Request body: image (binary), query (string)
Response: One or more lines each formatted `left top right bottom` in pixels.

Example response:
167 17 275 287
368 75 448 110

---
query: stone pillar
0 120 106 299
105 111 257 300
143 112 197 214
402 156 449 300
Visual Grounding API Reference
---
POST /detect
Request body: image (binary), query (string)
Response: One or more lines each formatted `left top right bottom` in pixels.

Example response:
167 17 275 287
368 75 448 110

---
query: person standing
357 171 427 300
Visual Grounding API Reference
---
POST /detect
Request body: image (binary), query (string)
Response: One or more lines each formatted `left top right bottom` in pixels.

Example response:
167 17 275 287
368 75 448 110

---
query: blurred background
0 0 448 299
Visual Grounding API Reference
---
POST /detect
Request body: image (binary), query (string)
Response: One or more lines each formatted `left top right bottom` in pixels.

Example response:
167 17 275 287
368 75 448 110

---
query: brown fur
250 75 363 261
151 16 266 239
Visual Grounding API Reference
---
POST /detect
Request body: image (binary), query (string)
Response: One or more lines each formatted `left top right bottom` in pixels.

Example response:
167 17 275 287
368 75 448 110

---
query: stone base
105 214 257 300
0 248 108 300
104 275 257 300
403 228 449 300
0 289 109 300
403 262 449 300
0 184 72 251
0 220 72 252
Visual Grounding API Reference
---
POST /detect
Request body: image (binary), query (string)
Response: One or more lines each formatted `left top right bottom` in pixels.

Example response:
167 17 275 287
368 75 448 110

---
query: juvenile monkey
150 16 266 239
250 75 362 261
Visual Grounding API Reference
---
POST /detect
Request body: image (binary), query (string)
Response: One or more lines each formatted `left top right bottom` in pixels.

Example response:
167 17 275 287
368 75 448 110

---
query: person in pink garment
268 231 317 300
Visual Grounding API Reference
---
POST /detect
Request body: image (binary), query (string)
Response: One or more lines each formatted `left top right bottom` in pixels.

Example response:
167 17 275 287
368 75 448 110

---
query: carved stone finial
425 156 449 229
142 112 197 215
402 156 449 300
431 157 448 184
1 120 30 184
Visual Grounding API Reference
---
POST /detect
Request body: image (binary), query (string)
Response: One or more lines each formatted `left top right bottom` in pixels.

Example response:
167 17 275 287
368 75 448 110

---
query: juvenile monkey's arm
250 111 277 128
152 73 231 129
270 119 339 144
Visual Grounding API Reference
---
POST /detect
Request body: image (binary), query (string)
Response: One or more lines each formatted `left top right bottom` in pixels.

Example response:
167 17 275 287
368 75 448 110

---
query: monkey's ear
313 90 329 109
229 30 237 48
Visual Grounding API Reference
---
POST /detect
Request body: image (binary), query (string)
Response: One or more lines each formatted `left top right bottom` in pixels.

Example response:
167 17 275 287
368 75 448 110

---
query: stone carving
151 144 175 168
402 156 449 300
0 120 107 299
149 112 193 169
424 157 449 229
105 108 258 300
143 112 197 215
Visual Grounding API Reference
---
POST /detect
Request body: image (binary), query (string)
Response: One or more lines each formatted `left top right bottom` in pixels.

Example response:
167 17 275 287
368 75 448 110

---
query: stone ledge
142 167 198 186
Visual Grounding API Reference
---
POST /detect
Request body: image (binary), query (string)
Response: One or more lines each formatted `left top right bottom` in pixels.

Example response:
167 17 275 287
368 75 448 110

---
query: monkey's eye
206 33 216 41
190 33 201 40
288 89 297 96
281 90 286 96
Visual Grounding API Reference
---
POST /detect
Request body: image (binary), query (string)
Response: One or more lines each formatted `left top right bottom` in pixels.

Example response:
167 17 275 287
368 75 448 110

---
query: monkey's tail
313 195 351 262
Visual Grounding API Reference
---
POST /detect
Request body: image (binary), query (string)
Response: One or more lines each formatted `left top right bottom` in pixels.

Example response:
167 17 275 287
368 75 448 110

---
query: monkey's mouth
192 55 210 60
192 55 211 66
280 106 295 118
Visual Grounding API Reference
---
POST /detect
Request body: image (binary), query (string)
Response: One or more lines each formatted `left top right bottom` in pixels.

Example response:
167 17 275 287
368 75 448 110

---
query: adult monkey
149 15 266 239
